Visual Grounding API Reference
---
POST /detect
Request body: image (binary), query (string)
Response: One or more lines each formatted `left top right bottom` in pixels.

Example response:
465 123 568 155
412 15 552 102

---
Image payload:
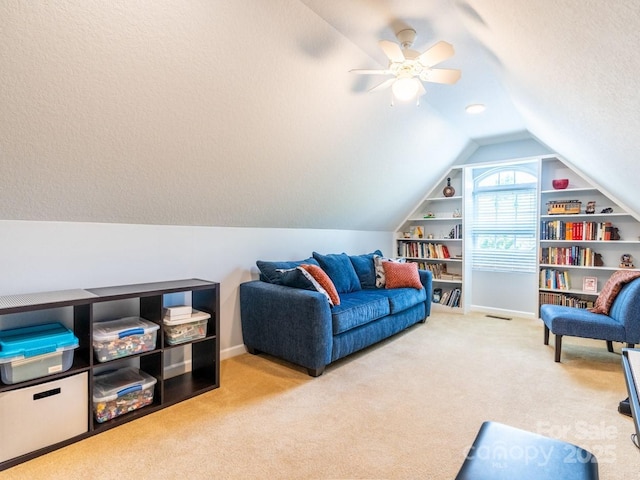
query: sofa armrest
419 269 433 317
239 281 333 373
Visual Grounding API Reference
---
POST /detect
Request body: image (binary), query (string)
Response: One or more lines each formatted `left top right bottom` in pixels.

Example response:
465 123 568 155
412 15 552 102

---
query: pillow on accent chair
299 264 341 306
312 252 362 293
256 257 319 284
382 261 423 290
349 250 383 289
590 269 640 315
374 255 406 288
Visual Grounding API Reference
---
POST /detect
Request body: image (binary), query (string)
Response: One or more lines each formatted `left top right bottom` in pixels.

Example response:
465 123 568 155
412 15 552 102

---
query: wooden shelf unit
0 278 220 470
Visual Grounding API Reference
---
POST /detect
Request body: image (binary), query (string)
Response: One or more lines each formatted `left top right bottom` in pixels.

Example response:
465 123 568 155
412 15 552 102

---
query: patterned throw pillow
299 264 341 306
373 255 406 288
382 261 423 290
590 269 640 315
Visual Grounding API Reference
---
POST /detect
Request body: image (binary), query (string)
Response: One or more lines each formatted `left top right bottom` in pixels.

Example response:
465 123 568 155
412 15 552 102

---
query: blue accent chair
540 277 640 362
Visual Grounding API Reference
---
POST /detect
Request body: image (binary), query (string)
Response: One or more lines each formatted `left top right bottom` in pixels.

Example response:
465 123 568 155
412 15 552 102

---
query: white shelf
418 195 463 201
540 239 640 244
538 157 640 311
408 216 463 221
540 213 632 219
405 256 462 262
539 264 640 271
541 187 598 194
397 167 466 311
539 287 599 296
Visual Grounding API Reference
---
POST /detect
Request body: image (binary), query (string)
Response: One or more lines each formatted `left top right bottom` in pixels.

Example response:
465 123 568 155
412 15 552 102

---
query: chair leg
544 325 550 345
607 340 614 353
555 335 562 362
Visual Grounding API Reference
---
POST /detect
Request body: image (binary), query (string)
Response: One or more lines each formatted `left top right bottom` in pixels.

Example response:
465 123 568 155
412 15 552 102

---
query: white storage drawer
0 372 88 463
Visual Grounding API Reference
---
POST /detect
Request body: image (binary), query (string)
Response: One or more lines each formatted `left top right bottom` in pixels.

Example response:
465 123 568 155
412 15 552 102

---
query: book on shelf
539 268 570 290
397 241 453 259
539 291 594 309
438 287 461 307
540 220 615 241
539 246 599 266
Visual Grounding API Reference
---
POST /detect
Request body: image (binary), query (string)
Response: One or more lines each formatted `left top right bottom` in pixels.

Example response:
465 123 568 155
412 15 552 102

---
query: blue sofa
240 251 433 376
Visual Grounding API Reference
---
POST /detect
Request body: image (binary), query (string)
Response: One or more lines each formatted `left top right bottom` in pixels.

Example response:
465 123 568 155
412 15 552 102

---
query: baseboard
469 305 536 319
221 344 248 360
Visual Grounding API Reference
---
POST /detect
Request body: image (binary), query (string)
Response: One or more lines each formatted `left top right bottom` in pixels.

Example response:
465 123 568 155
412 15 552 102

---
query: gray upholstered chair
540 277 640 362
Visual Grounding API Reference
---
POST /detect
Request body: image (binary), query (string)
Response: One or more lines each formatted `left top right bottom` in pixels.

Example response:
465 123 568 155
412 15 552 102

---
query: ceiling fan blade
379 40 405 63
417 41 455 67
368 77 396 93
424 68 461 84
349 69 392 75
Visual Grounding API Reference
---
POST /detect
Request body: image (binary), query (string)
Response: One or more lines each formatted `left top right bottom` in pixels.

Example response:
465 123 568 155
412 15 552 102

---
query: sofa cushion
312 252 362 293
330 290 390 334
374 255 406 288
375 287 427 314
277 267 315 290
349 250 383 289
256 257 319 284
299 264 341 306
383 261 422 290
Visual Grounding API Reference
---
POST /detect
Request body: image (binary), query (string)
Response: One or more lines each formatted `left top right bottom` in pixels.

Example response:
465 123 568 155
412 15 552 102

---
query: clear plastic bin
92 317 159 362
163 309 210 345
92 367 156 423
0 323 79 384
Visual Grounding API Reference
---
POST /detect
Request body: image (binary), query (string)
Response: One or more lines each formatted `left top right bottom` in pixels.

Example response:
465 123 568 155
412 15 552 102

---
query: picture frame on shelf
583 277 597 293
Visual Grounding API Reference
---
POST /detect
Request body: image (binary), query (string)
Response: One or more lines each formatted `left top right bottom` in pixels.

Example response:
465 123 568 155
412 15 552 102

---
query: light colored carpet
2 311 638 479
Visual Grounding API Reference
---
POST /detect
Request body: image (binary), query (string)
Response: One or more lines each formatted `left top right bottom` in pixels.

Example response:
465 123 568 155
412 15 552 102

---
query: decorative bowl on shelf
552 178 569 189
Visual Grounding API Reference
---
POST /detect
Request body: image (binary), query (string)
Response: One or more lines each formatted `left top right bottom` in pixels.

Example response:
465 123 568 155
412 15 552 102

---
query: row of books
397 241 451 259
539 246 600 266
540 220 616 241
448 224 463 239
539 268 570 290
436 288 462 307
539 292 594 309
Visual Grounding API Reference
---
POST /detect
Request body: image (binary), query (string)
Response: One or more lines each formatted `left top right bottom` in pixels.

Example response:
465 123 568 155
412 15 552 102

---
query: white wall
0 220 392 358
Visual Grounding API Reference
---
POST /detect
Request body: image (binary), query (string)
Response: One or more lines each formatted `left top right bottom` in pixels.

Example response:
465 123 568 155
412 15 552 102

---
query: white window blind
471 168 538 273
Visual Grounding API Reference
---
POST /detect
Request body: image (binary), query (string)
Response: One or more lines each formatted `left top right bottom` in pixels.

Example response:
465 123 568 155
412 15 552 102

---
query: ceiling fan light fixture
392 77 419 102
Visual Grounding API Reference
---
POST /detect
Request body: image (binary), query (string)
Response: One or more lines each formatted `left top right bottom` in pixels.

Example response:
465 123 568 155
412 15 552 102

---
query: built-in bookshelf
396 167 466 312
538 157 640 311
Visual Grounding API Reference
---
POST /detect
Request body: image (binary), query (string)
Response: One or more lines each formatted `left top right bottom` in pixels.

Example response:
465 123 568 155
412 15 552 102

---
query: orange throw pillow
299 264 341 306
590 269 640 315
382 261 422 290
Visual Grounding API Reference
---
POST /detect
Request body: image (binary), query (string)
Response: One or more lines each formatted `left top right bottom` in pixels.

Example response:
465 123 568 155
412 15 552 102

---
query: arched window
471 164 538 273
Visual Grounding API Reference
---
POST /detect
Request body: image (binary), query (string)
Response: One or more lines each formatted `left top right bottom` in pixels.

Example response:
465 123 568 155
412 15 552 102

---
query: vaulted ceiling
1 1 638 231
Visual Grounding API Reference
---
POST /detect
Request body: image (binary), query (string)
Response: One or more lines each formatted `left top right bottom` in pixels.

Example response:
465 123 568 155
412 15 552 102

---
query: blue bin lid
0 322 79 363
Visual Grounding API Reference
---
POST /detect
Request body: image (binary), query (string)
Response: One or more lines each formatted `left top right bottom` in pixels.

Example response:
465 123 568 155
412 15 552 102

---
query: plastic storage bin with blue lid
92 317 159 362
0 322 79 384
92 366 157 423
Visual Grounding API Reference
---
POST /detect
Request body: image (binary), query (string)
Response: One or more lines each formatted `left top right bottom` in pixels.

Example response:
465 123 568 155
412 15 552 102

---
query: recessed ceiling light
465 104 486 114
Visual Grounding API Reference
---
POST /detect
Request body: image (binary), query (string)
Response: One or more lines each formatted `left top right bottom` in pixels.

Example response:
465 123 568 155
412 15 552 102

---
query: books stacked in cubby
439 288 461 307
539 268 570 290
540 220 615 240
539 246 599 266
397 241 450 259
539 291 594 309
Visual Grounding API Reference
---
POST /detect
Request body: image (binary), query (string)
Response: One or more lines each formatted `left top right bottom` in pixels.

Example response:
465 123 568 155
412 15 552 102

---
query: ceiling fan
350 28 461 105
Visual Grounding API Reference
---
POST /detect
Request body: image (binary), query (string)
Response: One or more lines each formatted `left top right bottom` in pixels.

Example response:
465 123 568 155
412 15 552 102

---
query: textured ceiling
1 0 639 231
